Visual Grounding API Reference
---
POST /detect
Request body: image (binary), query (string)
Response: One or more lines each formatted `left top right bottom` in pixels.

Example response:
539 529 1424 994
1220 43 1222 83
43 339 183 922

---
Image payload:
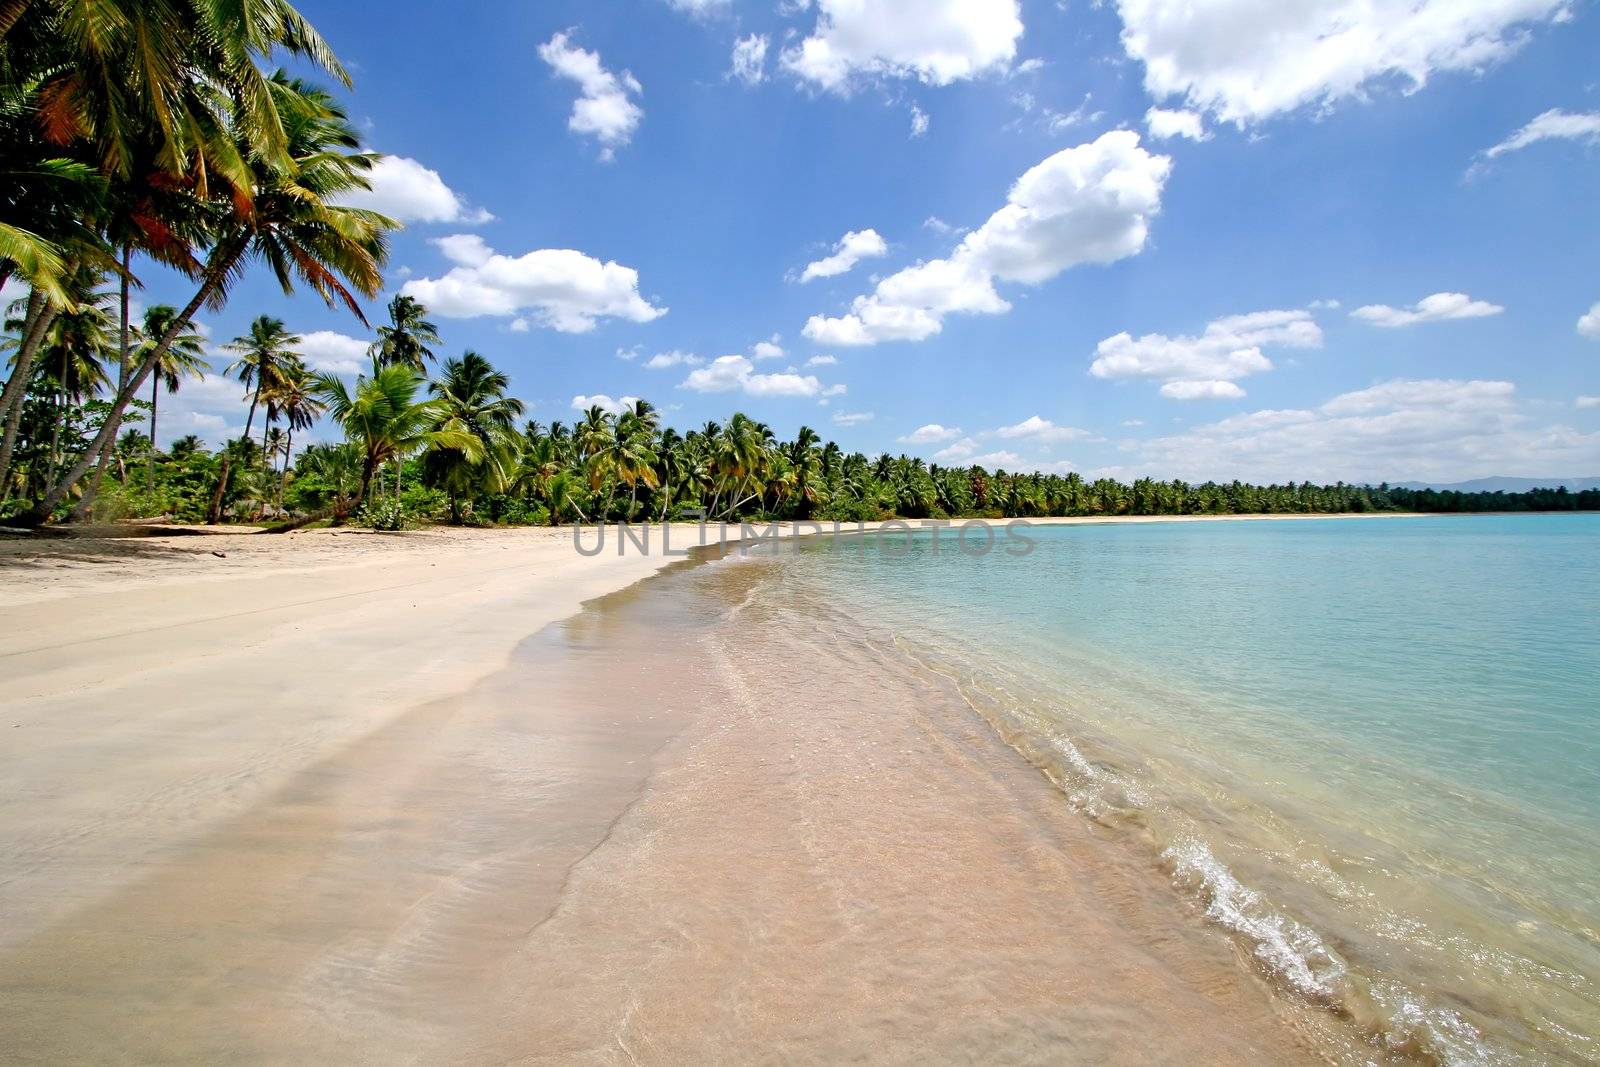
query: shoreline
0 512 1577 1060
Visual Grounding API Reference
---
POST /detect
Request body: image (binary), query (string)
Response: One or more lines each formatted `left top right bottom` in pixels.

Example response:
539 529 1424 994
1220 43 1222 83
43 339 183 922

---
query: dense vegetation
2 3 1593 530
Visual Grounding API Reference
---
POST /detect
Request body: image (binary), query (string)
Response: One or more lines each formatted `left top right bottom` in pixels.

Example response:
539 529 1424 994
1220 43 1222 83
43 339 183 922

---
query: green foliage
355 497 408 531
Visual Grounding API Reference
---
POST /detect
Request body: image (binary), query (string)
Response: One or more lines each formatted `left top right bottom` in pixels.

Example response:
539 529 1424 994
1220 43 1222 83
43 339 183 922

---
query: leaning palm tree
30 73 396 522
137 306 208 490
0 0 351 494
268 361 323 499
313 363 480 514
368 294 442 372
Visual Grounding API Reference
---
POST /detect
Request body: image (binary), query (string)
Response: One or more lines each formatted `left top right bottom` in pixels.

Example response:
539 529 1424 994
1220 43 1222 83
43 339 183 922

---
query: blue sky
121 0 1600 482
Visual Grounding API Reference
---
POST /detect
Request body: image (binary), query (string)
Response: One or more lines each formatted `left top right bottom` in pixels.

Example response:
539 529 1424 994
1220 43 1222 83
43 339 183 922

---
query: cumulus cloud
805 354 838 366
730 34 770 85
644 350 704 368
1117 0 1572 125
783 0 1024 92
993 415 1089 442
1479 108 1600 163
805 131 1170 346
798 229 889 282
932 437 1026 468
539 33 643 159
1351 291 1505 327
833 410 875 425
432 233 493 267
1144 107 1209 141
899 423 965 444
401 239 665 332
572 394 641 416
298 330 370 375
337 156 492 224
1161 379 1246 400
679 355 837 398
1578 301 1600 339
1090 308 1322 398
751 337 786 361
1126 378 1600 483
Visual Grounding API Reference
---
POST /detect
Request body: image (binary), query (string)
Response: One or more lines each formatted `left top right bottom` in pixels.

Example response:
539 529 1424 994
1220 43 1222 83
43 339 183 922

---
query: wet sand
0 531 1335 1062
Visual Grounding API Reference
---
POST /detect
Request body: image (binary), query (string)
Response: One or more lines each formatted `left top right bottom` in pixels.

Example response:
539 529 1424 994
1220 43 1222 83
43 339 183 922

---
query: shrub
355 498 408 531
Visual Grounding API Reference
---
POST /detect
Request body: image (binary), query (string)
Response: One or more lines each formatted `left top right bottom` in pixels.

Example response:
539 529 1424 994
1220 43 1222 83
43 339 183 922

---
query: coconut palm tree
369 294 442 372
29 72 395 523
223 316 299 445
313 363 480 514
267 361 323 498
0 0 350 496
137 305 207 490
422 351 524 523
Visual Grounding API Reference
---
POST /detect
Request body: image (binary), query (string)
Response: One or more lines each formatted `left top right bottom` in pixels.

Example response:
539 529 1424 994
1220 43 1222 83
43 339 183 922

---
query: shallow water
761 514 1600 1063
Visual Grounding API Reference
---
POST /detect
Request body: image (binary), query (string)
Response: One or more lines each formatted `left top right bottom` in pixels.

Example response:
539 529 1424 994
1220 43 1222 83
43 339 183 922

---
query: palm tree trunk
71 245 135 522
146 377 159 491
28 235 247 524
280 424 292 504
0 289 60 494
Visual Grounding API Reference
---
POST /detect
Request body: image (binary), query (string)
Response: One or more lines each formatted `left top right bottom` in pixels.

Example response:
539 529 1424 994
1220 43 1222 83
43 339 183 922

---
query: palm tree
29 72 395 523
313 363 480 515
137 306 207 490
0 0 351 497
267 361 323 499
423 351 524 522
223 316 300 445
369 294 442 372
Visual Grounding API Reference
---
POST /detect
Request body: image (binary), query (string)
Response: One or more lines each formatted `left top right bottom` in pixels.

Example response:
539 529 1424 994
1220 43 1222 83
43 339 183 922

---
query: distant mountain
1386 477 1600 493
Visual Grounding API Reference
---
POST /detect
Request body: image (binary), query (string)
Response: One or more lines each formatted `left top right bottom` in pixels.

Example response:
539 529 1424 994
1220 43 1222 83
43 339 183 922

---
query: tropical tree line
0 0 393 524
8 280 1598 526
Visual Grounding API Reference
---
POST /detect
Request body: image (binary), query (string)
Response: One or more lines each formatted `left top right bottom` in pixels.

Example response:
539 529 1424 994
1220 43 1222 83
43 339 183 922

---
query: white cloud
752 337 786 360
798 229 889 283
923 216 956 234
667 0 730 14
432 233 493 267
1144 107 1209 142
782 0 1024 91
730 34 770 85
805 354 838 366
1577 396 1600 410
1160 379 1245 400
1480 108 1600 161
678 354 835 398
1351 291 1505 327
1578 302 1600 339
962 450 1026 468
1117 0 1572 125
539 33 643 159
509 318 530 333
1090 308 1322 398
911 104 930 137
645 350 704 368
899 423 965 444
572 394 641 416
805 131 1170 345
401 240 665 332
298 330 370 375
833 410 875 425
993 415 1089 442
1127 378 1600 483
338 156 492 224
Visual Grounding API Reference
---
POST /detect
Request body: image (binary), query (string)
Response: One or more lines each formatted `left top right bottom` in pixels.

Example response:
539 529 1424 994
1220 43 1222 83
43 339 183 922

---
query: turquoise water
774 515 1600 1063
